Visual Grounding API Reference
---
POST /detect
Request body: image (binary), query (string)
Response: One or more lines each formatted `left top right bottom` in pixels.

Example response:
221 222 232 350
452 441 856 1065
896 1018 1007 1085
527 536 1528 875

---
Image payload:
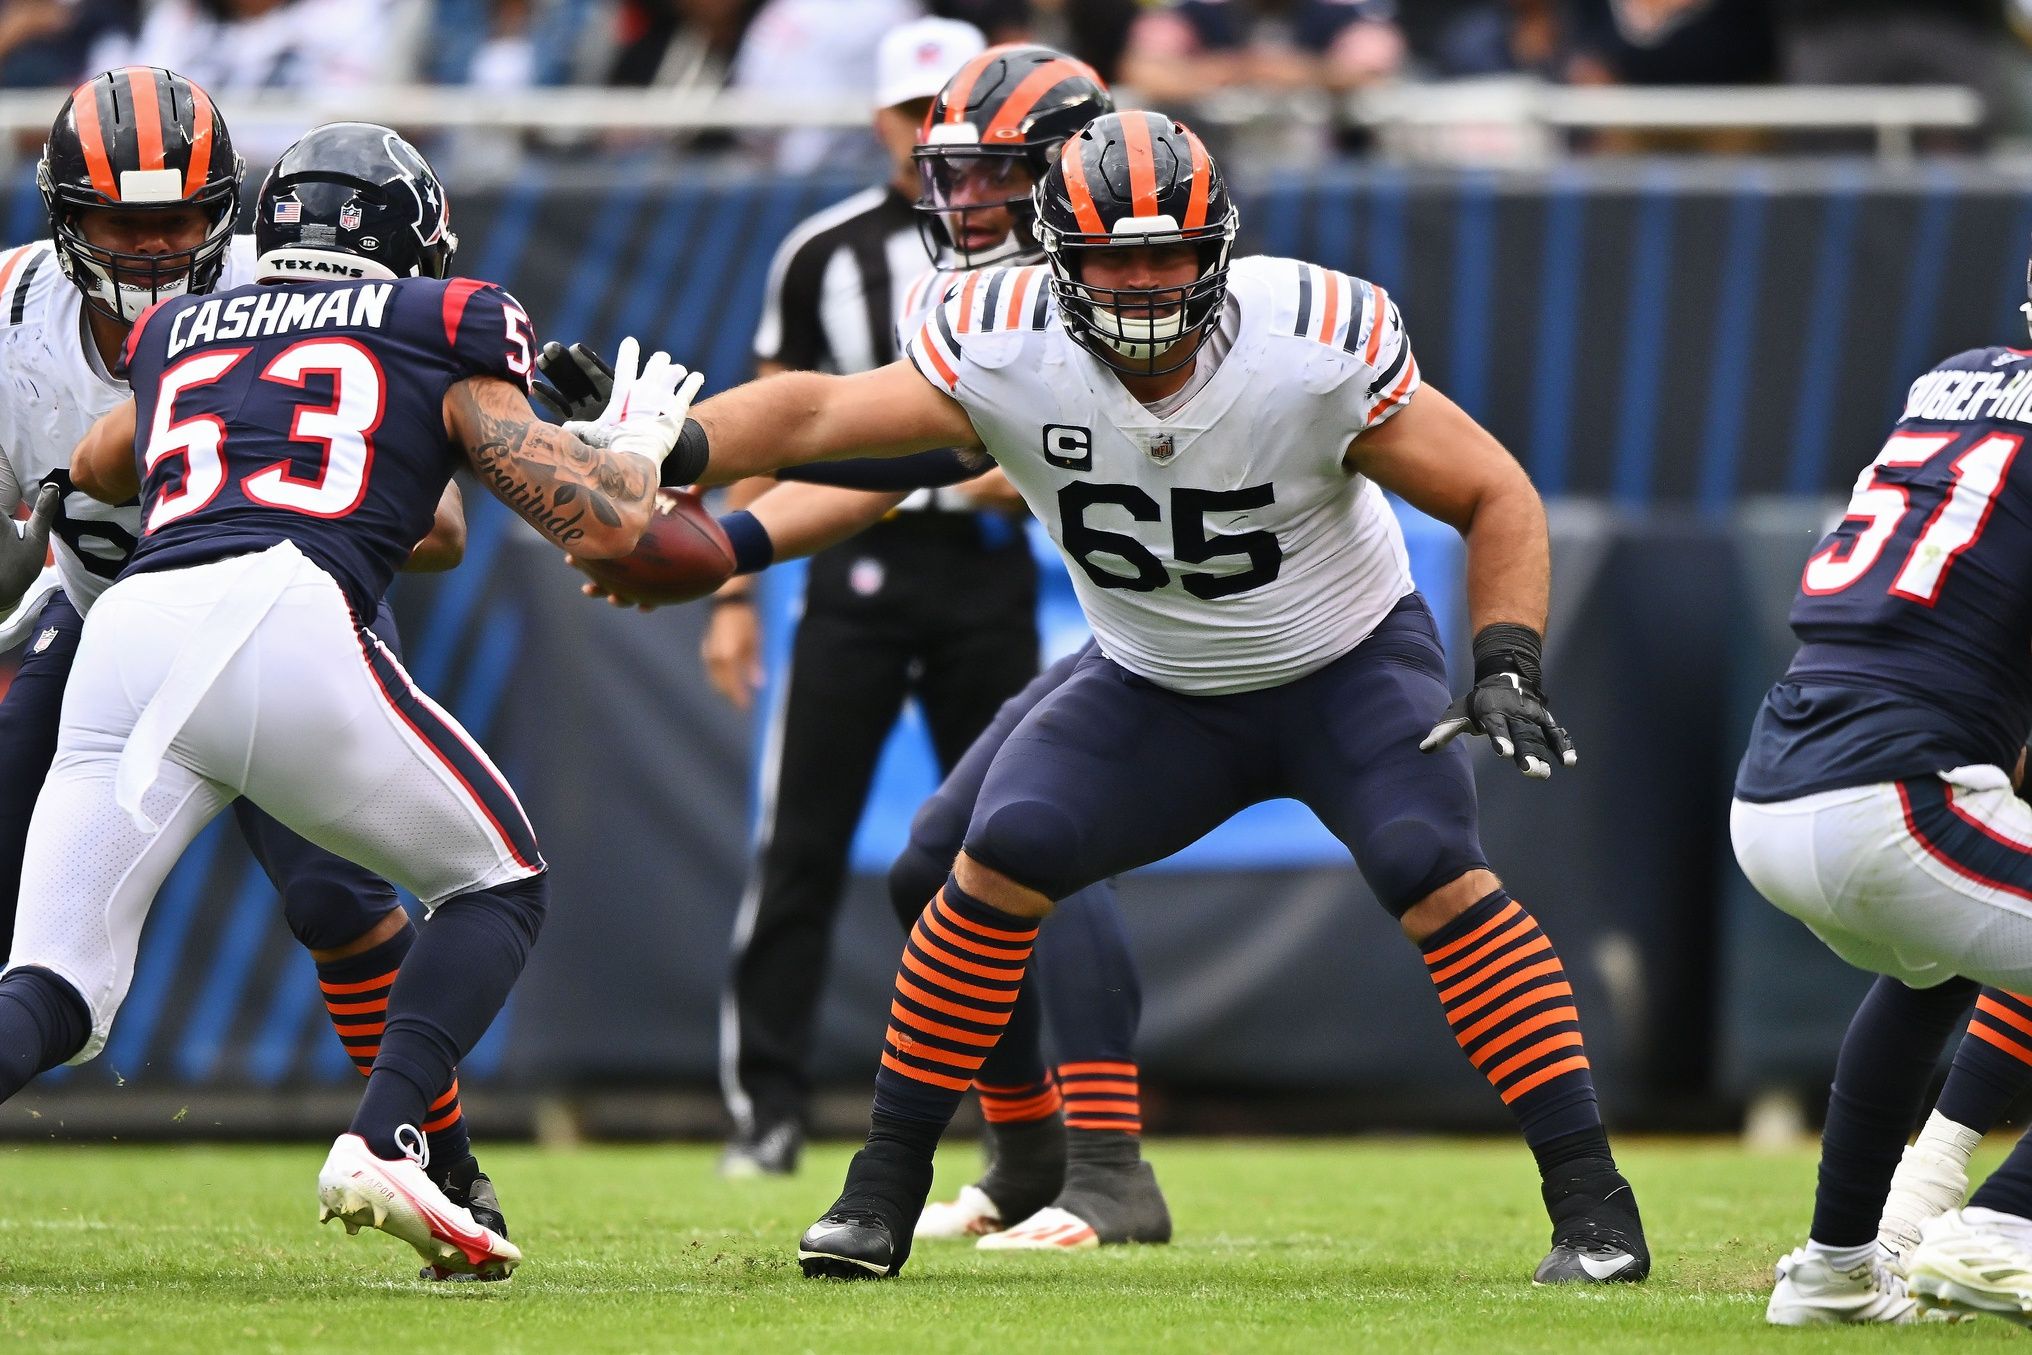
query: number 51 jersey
1736 345 2032 801
120 275 535 618
906 255 1422 696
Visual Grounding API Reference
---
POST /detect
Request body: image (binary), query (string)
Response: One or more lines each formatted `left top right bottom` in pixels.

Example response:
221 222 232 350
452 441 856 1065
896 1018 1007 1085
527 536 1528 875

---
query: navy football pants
890 644 1143 1072
963 593 1488 916
0 592 402 953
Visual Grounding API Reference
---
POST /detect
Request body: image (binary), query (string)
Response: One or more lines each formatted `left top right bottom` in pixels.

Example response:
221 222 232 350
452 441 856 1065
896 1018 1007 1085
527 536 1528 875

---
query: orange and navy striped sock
1420 890 1601 1150
1060 1061 1142 1135
317 921 470 1169
1939 988 2032 1132
977 1073 1061 1125
875 874 1039 1127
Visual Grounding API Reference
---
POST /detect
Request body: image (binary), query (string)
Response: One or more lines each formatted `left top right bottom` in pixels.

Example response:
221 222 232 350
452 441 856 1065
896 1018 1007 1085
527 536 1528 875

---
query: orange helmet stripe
1120 113 1159 219
942 46 1010 124
1181 126 1212 229
183 78 216 195
68 81 117 200
124 67 165 173
1060 136 1107 235
983 57 1103 140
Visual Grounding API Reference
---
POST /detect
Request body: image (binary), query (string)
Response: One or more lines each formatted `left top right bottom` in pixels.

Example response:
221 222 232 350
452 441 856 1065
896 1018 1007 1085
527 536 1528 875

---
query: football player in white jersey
0 70 494 1274
653 112 1649 1285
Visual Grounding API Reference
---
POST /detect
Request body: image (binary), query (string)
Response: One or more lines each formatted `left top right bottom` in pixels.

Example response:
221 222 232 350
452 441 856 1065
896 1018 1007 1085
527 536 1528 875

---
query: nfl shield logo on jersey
1143 432 1177 465
31 627 56 655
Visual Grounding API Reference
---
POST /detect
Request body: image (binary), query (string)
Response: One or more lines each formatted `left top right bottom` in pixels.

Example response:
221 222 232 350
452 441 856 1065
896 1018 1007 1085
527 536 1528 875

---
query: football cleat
978 1158 1172 1250
798 1211 899 1279
916 1183 1006 1240
1909 1207 2032 1325
317 1132 521 1281
796 1143 933 1280
721 1121 802 1179
1766 1246 1941 1325
1879 1141 1972 1267
420 1155 512 1282
976 1205 1098 1251
1533 1156 1649 1284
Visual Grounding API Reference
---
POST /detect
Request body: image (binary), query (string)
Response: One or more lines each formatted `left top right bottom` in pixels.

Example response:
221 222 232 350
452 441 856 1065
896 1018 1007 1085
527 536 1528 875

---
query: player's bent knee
1359 814 1491 921
963 797 1088 907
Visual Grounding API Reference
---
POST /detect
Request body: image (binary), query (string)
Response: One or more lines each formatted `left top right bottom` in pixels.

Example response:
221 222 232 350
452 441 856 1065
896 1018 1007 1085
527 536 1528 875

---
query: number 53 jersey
1737 345 2032 801
906 255 1423 696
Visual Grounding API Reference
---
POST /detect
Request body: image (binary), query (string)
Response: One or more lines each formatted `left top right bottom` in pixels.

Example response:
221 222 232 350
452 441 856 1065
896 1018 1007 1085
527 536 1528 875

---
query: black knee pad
1359 816 1488 918
887 839 949 930
964 797 1088 900
460 870 549 948
888 787 974 927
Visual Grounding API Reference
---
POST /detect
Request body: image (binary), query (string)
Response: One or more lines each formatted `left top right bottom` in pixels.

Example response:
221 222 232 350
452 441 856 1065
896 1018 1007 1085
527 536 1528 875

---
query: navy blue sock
0 967 90 1100
1810 974 1977 1246
1937 989 2032 1132
350 874 546 1160
873 873 1038 1129
973 982 1056 1121
1039 880 1141 1066
1971 1127 2032 1216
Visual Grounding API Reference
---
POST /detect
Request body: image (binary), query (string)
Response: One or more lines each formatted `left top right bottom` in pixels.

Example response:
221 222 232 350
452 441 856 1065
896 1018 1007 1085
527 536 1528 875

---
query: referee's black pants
722 513 1038 1137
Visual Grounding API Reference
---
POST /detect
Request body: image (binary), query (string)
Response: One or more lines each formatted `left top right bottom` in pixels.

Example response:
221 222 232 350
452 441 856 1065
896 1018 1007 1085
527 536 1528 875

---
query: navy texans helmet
38 66 244 322
254 122 456 283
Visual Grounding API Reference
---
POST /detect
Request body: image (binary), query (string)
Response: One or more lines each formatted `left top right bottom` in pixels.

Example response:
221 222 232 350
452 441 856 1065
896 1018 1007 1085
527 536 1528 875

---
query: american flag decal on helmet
272 200 301 224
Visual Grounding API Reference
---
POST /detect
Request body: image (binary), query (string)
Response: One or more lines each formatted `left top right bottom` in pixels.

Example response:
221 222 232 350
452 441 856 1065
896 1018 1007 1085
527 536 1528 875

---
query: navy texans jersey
1737 345 2032 801
120 275 534 616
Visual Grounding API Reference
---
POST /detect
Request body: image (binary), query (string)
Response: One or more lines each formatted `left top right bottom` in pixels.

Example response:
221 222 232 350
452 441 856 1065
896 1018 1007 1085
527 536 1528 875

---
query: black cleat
797 1144 934 1280
421 1155 512 1283
798 1211 898 1280
1534 1156 1649 1285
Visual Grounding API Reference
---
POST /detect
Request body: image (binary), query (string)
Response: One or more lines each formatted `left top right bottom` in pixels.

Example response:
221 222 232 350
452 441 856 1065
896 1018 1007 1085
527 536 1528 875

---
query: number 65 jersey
906 255 1422 696
1737 345 2032 802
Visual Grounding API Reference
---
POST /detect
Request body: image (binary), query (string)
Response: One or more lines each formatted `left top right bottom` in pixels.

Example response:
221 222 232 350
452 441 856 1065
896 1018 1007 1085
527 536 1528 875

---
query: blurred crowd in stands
2 0 2029 163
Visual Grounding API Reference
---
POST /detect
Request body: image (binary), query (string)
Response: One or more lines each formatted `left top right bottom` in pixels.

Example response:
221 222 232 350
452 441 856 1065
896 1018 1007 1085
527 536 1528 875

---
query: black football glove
531 341 615 423
1420 622 1576 780
0 485 58 611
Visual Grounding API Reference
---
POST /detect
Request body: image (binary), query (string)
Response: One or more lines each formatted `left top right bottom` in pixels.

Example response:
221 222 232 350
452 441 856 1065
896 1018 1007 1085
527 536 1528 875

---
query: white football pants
4 542 543 1061
1732 764 2032 992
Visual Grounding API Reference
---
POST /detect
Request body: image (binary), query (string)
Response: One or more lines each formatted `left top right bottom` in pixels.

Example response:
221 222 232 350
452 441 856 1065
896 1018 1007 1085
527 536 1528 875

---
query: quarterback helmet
254 123 457 283
1034 111 1239 377
38 67 244 323
914 44 1112 270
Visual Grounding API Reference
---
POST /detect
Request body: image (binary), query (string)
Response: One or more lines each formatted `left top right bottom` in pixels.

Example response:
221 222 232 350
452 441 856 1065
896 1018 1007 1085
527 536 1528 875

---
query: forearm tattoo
454 382 654 549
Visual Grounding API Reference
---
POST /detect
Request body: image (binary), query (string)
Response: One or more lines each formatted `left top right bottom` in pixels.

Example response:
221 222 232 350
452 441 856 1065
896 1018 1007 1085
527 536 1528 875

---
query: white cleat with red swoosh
975 1206 1100 1251
317 1133 522 1280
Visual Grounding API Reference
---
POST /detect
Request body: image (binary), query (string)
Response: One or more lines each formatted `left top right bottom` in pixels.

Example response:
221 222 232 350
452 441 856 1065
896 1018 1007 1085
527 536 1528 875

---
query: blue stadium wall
8 159 2023 1127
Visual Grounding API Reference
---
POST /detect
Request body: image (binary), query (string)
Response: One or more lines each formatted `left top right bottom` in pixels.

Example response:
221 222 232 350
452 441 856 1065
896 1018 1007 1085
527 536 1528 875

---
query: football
575 488 736 606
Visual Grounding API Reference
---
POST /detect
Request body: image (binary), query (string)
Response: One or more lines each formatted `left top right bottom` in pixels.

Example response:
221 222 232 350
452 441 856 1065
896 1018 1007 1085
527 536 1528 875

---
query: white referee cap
875 16 986 112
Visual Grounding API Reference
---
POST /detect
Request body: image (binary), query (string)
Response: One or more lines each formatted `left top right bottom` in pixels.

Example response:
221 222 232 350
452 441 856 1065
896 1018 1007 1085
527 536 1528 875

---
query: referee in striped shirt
711 17 1041 1177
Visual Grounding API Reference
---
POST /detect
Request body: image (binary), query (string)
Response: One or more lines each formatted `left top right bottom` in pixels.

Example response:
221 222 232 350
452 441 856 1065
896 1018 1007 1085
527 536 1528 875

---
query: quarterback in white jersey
0 69 500 1270
664 112 1648 1288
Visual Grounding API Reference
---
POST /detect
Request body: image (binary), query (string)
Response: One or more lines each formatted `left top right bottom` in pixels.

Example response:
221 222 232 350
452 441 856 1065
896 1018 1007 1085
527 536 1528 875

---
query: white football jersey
0 236 256 612
905 255 1422 695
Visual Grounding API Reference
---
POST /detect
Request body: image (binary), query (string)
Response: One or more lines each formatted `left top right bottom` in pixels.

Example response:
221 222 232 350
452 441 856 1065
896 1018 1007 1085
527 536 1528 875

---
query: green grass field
3 1137 2027 1353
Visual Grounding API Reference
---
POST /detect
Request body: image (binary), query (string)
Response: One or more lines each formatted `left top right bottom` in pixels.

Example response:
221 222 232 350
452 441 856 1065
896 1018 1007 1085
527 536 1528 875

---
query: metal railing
0 79 1986 164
